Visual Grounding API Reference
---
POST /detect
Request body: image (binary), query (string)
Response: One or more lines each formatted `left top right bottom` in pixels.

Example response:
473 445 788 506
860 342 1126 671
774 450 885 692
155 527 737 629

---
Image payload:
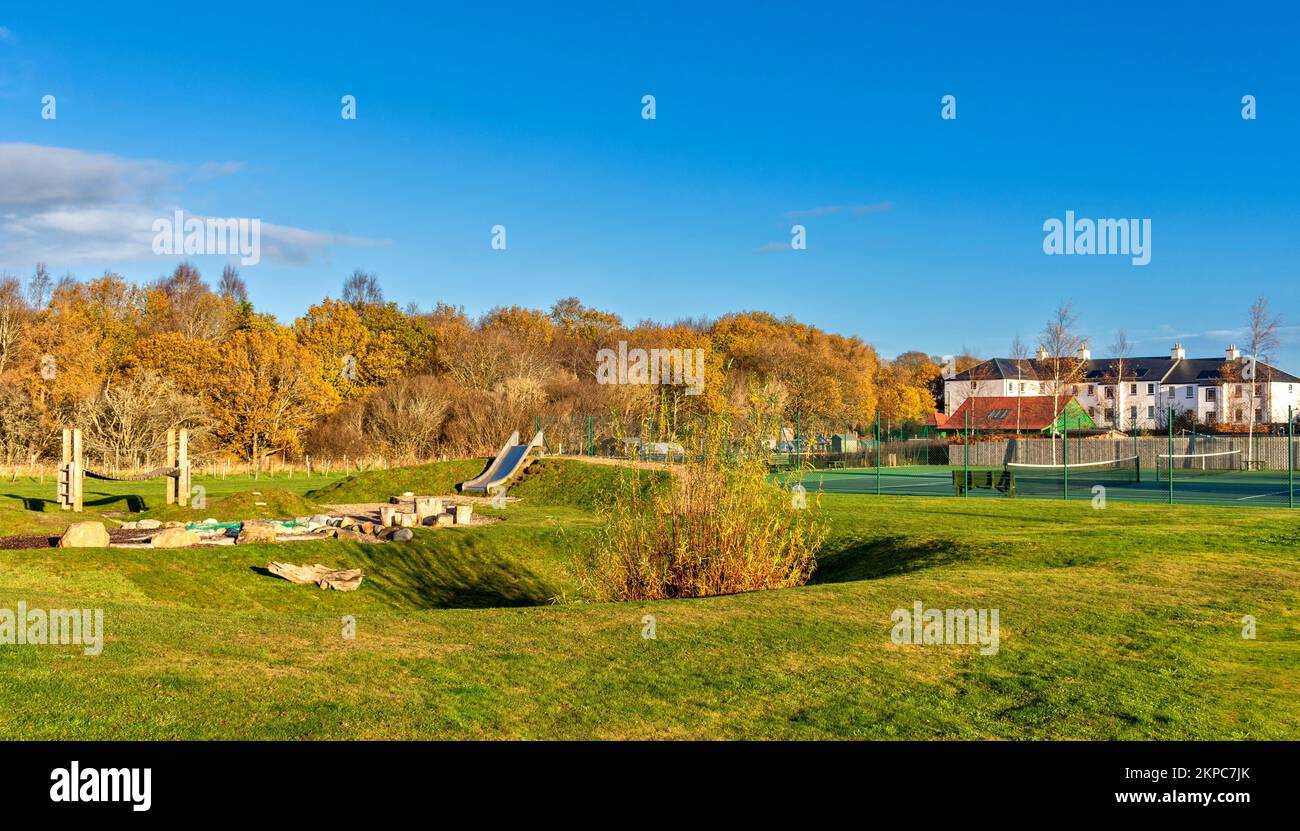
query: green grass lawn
0 459 1296 739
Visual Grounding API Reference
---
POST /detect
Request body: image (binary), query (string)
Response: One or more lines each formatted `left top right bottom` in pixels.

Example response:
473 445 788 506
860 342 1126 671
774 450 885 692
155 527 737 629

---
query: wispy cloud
0 143 386 266
191 160 246 181
752 241 791 254
0 27 14 43
784 201 893 220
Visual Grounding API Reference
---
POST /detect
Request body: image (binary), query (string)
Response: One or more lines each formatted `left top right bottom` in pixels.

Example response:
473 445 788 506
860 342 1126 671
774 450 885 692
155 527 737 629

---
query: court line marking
1237 490 1293 501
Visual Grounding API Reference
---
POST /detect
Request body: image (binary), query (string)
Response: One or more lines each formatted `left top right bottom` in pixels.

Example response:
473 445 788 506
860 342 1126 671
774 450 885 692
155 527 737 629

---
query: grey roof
952 355 1300 385
1164 358 1300 384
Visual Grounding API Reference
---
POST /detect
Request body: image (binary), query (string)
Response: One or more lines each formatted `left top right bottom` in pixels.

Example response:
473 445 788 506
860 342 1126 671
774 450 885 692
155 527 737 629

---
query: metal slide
459 430 545 494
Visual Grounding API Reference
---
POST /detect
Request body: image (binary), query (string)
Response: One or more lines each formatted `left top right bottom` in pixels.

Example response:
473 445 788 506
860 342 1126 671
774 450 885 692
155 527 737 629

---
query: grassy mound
306 459 487 503
306 456 667 509
137 488 322 523
509 458 668 508
2 494 1297 739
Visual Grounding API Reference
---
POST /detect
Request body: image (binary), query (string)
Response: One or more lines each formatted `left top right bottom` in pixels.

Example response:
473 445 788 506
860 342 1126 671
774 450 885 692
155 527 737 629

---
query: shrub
583 421 823 600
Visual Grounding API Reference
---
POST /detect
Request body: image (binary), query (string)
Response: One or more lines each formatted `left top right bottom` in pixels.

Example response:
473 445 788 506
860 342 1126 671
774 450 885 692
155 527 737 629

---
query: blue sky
2 1 1298 366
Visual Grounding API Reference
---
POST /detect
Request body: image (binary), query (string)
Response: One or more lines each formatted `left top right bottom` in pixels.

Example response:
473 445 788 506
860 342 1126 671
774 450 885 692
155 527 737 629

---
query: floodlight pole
1289 404 1294 509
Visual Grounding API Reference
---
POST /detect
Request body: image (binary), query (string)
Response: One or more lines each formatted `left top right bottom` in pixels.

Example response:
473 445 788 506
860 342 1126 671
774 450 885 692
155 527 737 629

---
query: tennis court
783 450 1298 507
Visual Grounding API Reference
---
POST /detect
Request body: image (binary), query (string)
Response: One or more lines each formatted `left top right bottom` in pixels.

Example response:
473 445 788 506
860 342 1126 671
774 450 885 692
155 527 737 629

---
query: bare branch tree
1037 302 1088 462
1009 334 1028 440
1244 296 1281 464
342 269 384 307
1108 330 1132 433
218 265 249 304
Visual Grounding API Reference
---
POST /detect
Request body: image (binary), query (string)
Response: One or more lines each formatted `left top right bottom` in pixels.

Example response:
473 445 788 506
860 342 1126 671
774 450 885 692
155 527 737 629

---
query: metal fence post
875 411 881 495
1168 405 1175 505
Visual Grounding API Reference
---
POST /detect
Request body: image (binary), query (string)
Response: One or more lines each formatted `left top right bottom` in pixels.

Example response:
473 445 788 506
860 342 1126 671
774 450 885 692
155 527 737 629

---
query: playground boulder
150 528 201 549
236 521 279 545
58 521 110 549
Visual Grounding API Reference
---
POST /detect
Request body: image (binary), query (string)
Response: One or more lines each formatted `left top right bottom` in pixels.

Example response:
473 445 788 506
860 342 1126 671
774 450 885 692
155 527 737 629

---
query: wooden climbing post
177 428 190 507
57 428 84 512
166 428 177 504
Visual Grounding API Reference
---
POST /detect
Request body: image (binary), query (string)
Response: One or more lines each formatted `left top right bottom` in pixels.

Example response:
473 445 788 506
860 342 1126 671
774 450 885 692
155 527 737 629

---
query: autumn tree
143 263 231 341
294 298 403 401
207 328 337 467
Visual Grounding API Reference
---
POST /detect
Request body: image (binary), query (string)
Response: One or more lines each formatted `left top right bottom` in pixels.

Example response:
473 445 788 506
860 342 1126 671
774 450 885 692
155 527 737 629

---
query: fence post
1063 420 1069 499
1168 406 1174 505
875 411 881 495
963 408 969 497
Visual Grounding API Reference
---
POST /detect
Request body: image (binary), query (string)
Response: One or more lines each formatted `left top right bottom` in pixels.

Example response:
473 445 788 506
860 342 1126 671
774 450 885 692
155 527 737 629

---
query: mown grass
0 459 1296 739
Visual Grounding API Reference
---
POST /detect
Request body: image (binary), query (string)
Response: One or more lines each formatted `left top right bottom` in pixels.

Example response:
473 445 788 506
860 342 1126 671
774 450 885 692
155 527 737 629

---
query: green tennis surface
780 465 1299 507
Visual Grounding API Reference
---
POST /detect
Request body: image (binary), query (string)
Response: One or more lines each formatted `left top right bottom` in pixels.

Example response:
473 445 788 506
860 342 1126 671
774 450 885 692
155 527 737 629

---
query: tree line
0 263 946 469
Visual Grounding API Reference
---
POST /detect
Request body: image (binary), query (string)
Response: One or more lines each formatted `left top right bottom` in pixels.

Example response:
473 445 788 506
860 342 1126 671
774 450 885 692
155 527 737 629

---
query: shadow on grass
252 536 557 610
5 493 148 513
812 534 974 583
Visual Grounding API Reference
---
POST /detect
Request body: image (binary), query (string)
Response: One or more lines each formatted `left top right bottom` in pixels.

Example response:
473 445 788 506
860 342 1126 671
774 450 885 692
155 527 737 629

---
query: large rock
390 528 414 542
236 521 279 545
379 506 397 527
150 528 201 549
137 519 162 530
58 521 110 548
452 504 473 524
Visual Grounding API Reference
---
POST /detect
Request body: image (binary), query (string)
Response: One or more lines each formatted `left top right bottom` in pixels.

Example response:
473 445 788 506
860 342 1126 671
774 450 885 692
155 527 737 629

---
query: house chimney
1077 345 1091 361
1226 343 1240 361
1036 346 1048 360
1171 342 1185 360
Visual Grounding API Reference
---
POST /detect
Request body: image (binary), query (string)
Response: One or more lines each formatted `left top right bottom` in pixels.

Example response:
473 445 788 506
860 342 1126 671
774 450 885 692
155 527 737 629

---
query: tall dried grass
583 421 824 600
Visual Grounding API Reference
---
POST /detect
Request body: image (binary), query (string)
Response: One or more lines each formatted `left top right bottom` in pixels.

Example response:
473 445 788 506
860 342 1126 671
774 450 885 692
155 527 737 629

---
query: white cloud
0 143 385 267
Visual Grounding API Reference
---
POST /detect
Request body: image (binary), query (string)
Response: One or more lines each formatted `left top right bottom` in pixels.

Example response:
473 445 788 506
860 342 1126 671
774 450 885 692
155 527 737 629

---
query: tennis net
1006 456 1141 497
1156 449 1242 480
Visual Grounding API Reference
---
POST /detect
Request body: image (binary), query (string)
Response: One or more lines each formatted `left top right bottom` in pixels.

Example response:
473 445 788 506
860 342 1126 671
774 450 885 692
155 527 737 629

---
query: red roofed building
933 395 1096 435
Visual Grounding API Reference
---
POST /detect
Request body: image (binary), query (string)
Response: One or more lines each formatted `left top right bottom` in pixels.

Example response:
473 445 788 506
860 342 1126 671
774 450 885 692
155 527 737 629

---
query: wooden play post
58 428 83 512
166 429 176 504
57 426 188 511
177 428 190 506
165 428 190 506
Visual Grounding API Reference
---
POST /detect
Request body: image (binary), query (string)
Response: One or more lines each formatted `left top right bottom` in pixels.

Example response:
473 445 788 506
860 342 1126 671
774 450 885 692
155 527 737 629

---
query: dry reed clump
583 447 824 601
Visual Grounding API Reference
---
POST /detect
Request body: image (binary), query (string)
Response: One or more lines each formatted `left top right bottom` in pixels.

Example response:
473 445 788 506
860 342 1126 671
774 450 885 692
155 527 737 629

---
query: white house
944 343 1300 431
